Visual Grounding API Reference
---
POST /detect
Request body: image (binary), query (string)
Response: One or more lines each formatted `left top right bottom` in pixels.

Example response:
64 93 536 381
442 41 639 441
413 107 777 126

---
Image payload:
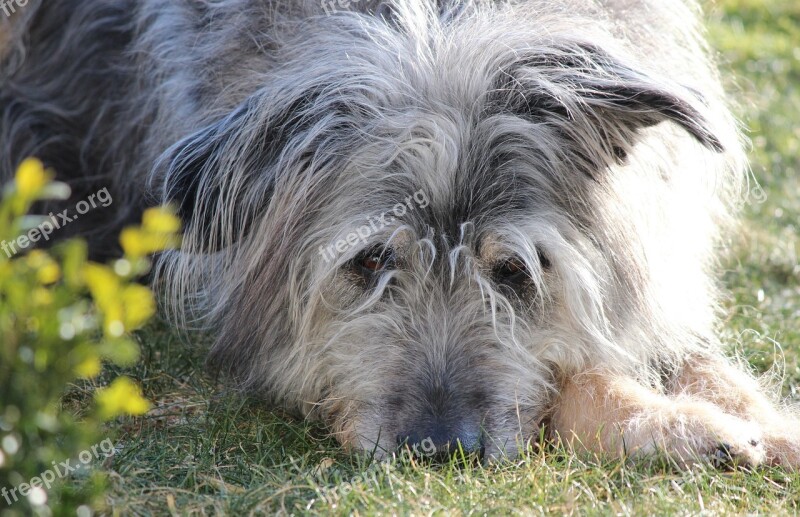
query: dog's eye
538 249 551 269
494 250 550 286
356 246 395 274
495 257 529 283
361 254 385 272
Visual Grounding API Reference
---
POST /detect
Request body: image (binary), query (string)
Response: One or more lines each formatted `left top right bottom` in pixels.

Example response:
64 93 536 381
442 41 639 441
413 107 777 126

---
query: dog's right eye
494 257 529 285
493 250 550 290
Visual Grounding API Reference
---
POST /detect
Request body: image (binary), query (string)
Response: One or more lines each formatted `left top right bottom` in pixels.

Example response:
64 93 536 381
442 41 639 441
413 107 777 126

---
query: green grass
89 1 800 514
710 0 800 389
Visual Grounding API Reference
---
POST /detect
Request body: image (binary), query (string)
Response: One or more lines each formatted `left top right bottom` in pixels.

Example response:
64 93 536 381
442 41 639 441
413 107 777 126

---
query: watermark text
1 187 113 258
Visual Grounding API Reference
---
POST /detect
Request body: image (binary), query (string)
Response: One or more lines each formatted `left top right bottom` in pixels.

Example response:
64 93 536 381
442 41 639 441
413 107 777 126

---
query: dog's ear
156 90 322 252
494 40 724 167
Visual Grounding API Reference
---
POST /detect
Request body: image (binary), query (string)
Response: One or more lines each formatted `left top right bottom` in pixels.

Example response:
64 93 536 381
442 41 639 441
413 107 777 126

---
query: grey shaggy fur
3 0 784 461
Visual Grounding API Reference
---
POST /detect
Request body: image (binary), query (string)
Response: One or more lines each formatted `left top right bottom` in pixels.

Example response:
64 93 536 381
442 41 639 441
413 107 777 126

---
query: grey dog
2 0 799 466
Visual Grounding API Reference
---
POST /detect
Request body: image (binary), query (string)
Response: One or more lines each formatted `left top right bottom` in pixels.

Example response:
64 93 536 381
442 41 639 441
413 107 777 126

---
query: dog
2 0 799 467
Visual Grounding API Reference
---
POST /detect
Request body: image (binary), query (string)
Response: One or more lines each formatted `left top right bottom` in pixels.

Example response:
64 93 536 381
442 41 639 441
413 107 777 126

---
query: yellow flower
31 288 54 306
26 249 48 266
37 263 61 284
75 355 102 379
142 207 181 234
25 251 61 284
119 227 149 257
84 263 155 334
83 263 119 308
121 284 155 330
83 263 125 335
120 206 181 258
15 158 51 199
120 226 181 258
95 376 150 420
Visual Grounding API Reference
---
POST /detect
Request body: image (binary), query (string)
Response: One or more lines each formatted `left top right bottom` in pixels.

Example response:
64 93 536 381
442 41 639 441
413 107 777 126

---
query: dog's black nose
397 423 484 461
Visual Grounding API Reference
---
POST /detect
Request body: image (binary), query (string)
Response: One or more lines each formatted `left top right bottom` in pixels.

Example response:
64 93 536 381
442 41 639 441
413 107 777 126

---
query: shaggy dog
2 0 799 466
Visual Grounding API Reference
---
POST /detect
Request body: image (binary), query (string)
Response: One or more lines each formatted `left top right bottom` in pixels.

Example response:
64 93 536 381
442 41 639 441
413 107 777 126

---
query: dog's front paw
709 439 764 469
679 413 765 469
758 419 800 469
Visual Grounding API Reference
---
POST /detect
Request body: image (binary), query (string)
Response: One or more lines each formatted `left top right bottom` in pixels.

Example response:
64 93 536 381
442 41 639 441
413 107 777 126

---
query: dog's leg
550 371 766 467
671 355 800 469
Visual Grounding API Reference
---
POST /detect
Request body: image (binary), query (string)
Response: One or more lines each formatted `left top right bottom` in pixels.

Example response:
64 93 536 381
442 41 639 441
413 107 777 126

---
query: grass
84 1 800 514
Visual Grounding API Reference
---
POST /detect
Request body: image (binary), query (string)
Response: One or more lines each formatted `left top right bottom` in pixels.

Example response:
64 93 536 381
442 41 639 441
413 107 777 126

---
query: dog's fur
2 0 799 466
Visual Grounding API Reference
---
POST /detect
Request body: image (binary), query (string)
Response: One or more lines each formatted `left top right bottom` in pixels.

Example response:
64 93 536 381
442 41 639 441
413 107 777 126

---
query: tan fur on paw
666 414 766 469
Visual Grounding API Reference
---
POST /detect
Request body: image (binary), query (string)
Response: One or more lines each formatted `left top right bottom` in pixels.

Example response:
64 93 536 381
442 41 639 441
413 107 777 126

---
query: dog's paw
757 421 800 470
686 416 766 469
639 408 766 469
708 439 764 469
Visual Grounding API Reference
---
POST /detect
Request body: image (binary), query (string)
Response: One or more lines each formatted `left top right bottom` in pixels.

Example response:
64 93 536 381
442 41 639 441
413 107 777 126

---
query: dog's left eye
356 247 396 274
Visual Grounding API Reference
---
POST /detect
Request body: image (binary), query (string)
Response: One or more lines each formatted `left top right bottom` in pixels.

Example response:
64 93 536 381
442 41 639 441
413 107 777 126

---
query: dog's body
2 0 799 466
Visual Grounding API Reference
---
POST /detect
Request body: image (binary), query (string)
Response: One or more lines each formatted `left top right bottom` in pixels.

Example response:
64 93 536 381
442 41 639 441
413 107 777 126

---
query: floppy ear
156 90 323 252
492 40 724 167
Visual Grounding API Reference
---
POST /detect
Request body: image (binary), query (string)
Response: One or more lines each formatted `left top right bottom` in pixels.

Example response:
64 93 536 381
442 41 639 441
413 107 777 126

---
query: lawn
89 1 800 514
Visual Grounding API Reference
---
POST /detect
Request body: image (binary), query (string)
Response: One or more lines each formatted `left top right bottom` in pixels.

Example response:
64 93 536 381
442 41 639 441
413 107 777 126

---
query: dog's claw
709 438 763 470
711 442 734 469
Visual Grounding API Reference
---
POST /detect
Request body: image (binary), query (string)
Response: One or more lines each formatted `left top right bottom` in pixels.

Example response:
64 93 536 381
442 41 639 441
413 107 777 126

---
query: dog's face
159 29 724 459
303 173 567 459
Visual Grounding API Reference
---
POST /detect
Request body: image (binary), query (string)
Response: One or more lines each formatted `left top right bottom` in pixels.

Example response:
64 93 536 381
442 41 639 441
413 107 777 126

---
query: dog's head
156 9 730 460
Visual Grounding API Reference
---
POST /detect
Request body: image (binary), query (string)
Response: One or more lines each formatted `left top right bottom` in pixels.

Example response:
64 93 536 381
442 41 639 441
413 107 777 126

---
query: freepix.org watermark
1 438 116 507
320 0 363 15
318 189 430 263
323 437 438 498
0 0 28 18
1 187 112 258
